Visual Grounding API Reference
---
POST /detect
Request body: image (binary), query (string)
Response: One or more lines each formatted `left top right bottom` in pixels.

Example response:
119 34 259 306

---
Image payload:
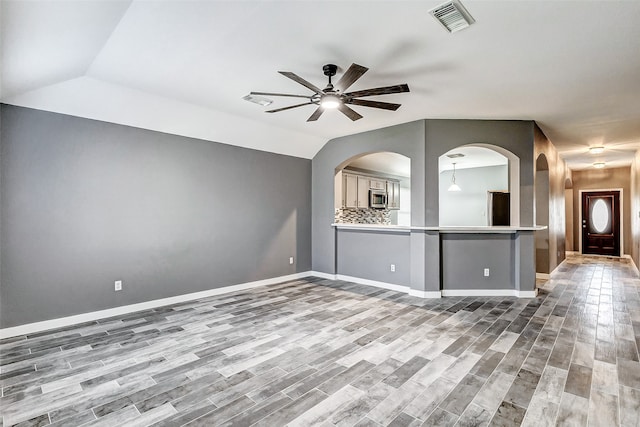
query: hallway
526 253 640 425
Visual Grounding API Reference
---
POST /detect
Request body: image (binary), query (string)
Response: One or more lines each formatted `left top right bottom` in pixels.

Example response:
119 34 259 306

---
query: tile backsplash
334 208 391 225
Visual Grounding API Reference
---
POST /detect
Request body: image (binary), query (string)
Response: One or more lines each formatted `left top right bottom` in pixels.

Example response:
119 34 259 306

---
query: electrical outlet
114 280 122 291
289 256 294 265
390 264 396 272
484 268 490 277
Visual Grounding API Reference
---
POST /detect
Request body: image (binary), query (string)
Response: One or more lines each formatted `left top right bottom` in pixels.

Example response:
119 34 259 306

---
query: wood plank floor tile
2 255 640 426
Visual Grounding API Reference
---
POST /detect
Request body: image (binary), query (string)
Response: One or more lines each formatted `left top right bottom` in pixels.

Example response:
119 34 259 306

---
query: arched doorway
535 154 550 275
564 177 574 252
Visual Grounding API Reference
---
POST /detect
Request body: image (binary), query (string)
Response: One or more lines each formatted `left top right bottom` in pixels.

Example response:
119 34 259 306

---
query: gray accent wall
312 120 426 275
312 119 539 294
336 230 410 286
441 234 514 290
0 105 312 328
424 120 535 227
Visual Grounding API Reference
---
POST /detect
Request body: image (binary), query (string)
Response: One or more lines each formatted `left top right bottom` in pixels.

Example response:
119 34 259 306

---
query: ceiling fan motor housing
323 64 338 77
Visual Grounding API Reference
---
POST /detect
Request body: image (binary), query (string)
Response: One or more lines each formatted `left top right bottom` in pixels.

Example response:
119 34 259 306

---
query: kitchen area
333 152 410 226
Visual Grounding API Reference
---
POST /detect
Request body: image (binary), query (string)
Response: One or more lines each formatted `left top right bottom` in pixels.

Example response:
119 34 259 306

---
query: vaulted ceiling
2 1 640 168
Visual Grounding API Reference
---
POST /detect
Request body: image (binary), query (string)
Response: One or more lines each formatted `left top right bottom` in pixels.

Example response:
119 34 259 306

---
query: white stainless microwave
369 189 387 209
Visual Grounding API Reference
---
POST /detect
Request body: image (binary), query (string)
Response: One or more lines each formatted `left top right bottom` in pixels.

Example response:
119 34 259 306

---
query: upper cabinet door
370 179 386 190
344 174 358 208
387 180 400 209
357 176 370 208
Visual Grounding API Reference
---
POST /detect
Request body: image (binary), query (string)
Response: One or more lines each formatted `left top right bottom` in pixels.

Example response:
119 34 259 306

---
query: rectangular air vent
429 0 475 33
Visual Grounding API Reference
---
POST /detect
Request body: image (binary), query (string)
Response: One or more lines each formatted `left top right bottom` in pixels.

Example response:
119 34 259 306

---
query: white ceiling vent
429 0 475 33
446 153 465 159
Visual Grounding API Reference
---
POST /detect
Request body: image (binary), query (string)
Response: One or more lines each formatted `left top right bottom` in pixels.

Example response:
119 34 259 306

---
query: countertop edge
332 224 548 233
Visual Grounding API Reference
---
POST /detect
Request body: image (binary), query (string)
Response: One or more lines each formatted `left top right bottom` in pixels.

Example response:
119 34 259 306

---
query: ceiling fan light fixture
589 146 605 154
320 93 341 109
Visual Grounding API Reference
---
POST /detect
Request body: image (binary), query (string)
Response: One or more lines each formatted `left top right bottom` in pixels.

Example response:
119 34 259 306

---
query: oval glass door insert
591 198 610 233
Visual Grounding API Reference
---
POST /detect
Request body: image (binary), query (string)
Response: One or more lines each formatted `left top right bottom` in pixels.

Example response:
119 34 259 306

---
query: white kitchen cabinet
357 176 370 208
342 173 372 208
343 173 358 208
369 178 386 190
340 171 400 210
387 180 400 210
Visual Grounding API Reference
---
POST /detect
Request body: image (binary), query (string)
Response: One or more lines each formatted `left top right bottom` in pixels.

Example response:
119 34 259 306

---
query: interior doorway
535 154 550 274
581 190 621 256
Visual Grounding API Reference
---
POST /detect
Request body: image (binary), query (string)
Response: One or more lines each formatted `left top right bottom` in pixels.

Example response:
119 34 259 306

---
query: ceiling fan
249 63 410 122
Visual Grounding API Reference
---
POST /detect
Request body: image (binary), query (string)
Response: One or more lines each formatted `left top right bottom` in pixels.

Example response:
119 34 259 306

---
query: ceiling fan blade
345 84 410 98
307 106 324 122
279 71 323 94
337 104 363 121
265 102 313 113
250 91 311 99
334 63 368 92
347 99 401 111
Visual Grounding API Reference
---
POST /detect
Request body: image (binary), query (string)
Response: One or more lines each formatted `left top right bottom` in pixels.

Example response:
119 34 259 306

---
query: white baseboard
335 274 410 294
0 272 312 339
408 289 443 298
315 273 535 299
442 289 538 298
313 272 442 298
308 271 337 280
626 256 640 277
0 270 540 339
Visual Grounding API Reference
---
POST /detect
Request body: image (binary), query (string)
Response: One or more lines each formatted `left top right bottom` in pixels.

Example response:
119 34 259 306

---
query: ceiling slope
2 1 640 165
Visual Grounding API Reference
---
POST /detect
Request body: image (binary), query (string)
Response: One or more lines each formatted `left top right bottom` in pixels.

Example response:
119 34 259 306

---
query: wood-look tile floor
2 254 640 426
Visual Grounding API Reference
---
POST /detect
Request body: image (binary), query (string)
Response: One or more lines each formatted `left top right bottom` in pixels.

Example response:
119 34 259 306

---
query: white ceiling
2 1 640 168
439 146 508 172
348 152 412 178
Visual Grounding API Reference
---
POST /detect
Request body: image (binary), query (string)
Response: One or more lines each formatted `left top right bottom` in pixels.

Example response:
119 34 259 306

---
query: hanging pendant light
448 162 461 192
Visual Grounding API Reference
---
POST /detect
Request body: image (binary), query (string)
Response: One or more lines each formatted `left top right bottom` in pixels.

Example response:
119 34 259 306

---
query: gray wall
424 120 535 227
312 119 538 294
337 230 410 286
441 234 514 290
312 120 426 274
439 165 509 226
0 105 312 328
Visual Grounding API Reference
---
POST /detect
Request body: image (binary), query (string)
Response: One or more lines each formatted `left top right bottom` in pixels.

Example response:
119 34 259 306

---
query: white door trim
578 188 624 256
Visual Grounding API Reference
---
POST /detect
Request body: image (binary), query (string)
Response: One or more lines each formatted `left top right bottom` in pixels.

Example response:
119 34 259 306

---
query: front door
582 191 620 256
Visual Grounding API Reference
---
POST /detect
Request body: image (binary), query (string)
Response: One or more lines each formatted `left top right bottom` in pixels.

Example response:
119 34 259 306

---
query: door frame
578 188 624 256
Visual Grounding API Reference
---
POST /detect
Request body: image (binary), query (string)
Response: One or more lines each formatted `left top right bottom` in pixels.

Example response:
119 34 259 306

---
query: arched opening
438 145 519 226
334 152 411 226
535 154 551 274
564 177 574 252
